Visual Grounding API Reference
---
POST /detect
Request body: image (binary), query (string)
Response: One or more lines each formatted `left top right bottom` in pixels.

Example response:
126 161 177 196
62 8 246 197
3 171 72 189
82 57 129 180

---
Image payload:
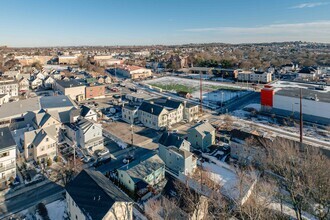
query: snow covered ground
231 103 330 142
144 76 248 103
17 200 66 220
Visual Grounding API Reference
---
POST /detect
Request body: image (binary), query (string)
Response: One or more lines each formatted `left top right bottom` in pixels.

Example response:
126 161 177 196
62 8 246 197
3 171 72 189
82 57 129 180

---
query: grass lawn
149 83 196 93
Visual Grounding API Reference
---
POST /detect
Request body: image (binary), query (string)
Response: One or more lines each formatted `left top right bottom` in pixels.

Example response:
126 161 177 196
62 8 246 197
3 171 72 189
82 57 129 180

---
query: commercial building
66 169 133 220
58 56 78 65
55 79 86 101
85 84 105 100
0 127 16 185
116 65 152 79
261 84 330 125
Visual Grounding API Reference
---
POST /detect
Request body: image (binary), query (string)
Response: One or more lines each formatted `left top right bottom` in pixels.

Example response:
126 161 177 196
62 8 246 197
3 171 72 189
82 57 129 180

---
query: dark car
93 157 112 168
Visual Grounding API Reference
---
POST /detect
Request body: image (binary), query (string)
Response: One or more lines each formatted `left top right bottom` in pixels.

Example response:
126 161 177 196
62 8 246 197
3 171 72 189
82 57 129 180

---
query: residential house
18 77 30 92
185 122 216 151
97 77 105 84
0 94 10 105
117 154 165 194
31 110 61 132
104 76 112 84
30 77 43 90
137 102 169 130
80 105 98 121
122 105 138 124
0 127 16 185
298 66 321 80
58 55 78 65
24 125 58 162
183 102 199 122
158 132 196 176
43 76 55 89
0 76 18 98
66 169 133 220
65 118 103 152
55 79 86 101
151 98 184 126
237 71 272 83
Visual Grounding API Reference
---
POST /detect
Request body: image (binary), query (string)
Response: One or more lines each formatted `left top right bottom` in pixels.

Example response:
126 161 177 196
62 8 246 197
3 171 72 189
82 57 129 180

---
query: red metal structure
261 85 274 107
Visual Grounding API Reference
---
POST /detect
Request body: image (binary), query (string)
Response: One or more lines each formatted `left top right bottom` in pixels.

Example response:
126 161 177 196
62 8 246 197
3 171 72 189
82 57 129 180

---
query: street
0 182 64 218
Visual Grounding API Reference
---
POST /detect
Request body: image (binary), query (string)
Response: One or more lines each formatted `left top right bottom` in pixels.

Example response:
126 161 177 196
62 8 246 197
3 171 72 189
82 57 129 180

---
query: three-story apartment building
0 127 16 184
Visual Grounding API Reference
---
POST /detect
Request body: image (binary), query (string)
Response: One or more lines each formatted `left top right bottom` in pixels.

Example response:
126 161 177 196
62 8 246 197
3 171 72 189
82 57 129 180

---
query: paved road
0 182 64 218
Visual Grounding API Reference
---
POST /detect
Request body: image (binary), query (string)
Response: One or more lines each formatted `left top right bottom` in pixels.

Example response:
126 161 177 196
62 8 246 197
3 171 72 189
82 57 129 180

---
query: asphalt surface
0 182 64 218
96 147 154 174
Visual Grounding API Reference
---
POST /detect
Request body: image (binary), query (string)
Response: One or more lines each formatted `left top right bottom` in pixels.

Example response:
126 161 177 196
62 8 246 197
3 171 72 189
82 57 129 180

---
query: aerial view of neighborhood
0 0 329 220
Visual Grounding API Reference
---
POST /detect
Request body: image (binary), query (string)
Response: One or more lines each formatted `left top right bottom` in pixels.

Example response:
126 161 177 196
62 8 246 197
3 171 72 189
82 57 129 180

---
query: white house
0 127 17 185
66 169 133 220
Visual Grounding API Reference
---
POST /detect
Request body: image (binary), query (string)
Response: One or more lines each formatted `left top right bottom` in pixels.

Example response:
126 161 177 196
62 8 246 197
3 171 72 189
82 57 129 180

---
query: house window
46 138 49 142
0 152 9 158
129 180 131 184
121 174 123 178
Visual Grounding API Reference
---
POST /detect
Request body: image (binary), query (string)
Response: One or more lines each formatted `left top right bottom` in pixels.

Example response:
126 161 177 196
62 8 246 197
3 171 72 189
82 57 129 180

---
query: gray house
185 122 215 152
117 154 165 194
158 132 196 176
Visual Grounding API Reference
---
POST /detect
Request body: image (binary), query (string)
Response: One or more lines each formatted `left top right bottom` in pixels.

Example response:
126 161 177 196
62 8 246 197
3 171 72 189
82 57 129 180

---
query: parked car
123 155 134 164
93 156 112 168
97 149 109 157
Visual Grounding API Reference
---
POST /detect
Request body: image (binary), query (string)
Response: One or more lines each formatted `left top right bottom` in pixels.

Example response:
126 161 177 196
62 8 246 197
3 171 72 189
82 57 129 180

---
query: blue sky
0 0 329 46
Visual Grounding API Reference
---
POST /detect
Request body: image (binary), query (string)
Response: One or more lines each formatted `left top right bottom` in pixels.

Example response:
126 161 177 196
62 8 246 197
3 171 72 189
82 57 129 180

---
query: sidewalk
0 179 51 202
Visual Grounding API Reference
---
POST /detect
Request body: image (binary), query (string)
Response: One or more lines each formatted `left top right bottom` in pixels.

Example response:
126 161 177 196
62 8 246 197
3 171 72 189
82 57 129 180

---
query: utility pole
200 71 203 115
73 144 76 172
300 88 303 146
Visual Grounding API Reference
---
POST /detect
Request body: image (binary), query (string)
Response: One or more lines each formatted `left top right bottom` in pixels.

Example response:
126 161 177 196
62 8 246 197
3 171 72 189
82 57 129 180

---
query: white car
98 149 109 156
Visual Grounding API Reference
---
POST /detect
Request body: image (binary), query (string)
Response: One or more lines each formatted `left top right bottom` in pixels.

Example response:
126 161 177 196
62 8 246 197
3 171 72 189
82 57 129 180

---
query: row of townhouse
122 98 199 130
0 76 19 105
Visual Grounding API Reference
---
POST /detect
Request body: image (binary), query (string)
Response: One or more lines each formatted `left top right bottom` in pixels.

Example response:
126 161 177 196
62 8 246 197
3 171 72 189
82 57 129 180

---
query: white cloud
180 21 330 43
181 21 330 34
289 2 329 9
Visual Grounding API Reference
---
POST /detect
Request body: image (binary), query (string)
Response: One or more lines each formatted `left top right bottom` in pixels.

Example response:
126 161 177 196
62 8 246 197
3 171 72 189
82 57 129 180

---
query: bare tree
223 114 234 131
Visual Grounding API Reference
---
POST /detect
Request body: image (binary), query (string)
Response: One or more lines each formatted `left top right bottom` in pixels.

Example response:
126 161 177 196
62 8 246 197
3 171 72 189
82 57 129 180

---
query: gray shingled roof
158 132 185 148
66 169 132 220
118 154 164 184
138 102 166 116
189 122 215 137
0 127 16 150
55 79 85 88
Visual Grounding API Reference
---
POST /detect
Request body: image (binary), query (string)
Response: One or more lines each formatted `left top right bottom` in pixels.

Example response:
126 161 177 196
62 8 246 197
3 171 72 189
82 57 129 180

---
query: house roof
118 154 164 184
55 79 85 88
66 169 132 220
138 102 166 116
33 110 60 128
159 132 185 148
0 127 16 150
24 125 57 148
151 98 182 110
80 105 93 117
40 95 76 109
189 122 215 137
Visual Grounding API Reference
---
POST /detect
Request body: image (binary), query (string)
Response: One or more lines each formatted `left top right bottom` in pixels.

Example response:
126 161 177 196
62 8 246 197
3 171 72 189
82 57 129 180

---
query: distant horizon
2 40 330 49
